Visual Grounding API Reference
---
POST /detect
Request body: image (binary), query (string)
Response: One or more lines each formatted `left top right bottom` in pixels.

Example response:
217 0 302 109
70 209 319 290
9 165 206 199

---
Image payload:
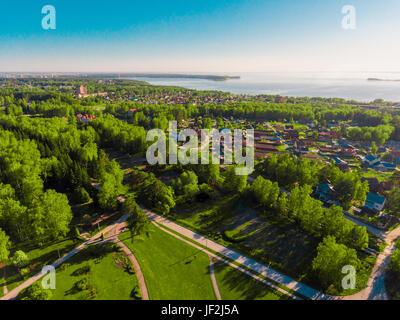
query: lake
125 72 400 102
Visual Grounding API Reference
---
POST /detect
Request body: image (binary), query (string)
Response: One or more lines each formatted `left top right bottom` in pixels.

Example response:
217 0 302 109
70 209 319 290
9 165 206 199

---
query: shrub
72 187 91 204
72 264 92 276
19 267 29 277
12 250 29 268
75 278 89 291
19 283 53 300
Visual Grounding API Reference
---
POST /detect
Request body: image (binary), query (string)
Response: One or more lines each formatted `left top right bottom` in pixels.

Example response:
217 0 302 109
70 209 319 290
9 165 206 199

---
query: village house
76 113 97 123
275 96 286 103
338 148 357 158
363 192 386 213
362 155 397 171
283 129 299 140
318 130 340 142
315 183 335 203
128 108 137 115
363 155 381 167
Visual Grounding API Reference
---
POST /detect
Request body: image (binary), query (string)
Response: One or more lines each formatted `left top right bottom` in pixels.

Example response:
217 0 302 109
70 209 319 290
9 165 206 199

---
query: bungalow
293 140 309 153
390 150 400 162
255 143 279 153
363 155 381 167
339 148 357 158
364 192 386 212
334 157 348 166
275 96 286 103
318 131 340 141
375 161 397 172
284 129 299 140
378 146 388 153
315 183 335 202
76 113 96 123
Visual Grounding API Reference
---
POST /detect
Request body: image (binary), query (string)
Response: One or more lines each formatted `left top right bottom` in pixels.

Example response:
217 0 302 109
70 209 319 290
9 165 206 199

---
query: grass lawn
358 168 393 182
48 243 139 300
1 238 77 297
170 195 239 234
276 145 288 152
119 224 216 300
213 261 290 300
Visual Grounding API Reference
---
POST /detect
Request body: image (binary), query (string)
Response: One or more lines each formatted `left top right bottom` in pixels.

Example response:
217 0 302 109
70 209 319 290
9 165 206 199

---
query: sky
0 0 400 73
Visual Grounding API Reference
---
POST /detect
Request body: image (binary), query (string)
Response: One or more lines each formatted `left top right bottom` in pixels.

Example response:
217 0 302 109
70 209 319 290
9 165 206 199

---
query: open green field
48 243 139 300
357 168 393 182
270 121 309 131
213 261 290 300
1 238 77 297
119 224 216 300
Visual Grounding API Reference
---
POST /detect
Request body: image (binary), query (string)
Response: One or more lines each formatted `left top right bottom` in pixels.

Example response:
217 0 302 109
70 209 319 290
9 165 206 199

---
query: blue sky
1 0 399 72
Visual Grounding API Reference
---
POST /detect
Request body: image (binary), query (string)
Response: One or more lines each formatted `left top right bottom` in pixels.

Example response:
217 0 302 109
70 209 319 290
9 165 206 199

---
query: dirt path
1 263 7 296
113 238 149 300
208 256 221 300
150 220 301 300
107 221 149 300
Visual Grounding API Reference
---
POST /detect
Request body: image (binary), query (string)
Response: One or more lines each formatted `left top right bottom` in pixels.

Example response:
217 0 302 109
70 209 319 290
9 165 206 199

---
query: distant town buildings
76 85 87 96
76 85 108 98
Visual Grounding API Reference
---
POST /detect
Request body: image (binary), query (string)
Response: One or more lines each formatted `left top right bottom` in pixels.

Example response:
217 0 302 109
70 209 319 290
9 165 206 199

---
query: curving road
340 225 400 300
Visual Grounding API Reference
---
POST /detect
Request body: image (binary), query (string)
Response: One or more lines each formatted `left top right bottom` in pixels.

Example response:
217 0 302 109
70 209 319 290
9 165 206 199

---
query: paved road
0 214 130 301
341 225 400 300
342 212 386 239
144 209 327 300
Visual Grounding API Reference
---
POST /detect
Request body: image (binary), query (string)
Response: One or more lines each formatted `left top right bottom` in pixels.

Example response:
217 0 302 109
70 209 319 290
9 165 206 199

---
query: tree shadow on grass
213 261 290 300
29 242 78 269
1 265 24 288
2 242 79 287
58 243 117 268
169 251 202 267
